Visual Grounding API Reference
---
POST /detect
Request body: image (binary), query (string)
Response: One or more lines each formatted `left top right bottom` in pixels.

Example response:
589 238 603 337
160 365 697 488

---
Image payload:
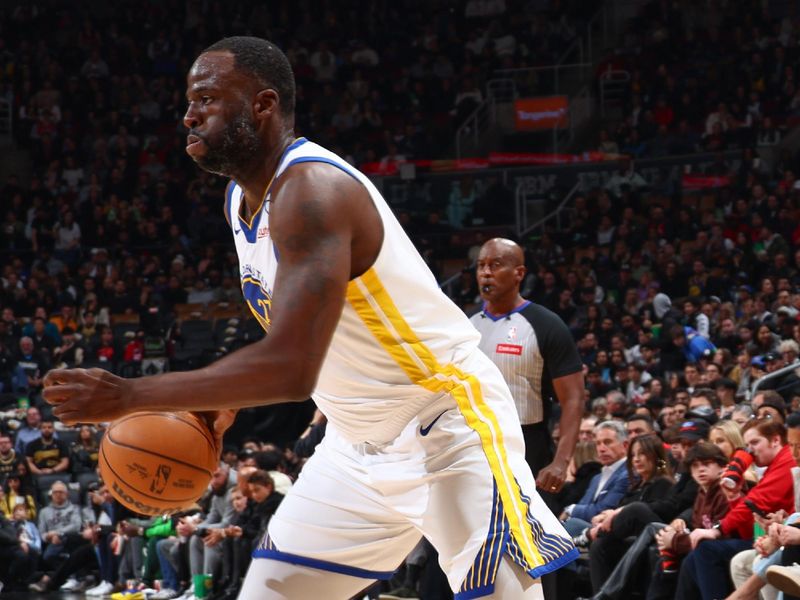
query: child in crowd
650 442 735 598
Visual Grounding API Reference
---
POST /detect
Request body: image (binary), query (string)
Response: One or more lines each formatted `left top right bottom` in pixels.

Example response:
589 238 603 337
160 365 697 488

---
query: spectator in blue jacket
671 325 717 364
560 421 630 537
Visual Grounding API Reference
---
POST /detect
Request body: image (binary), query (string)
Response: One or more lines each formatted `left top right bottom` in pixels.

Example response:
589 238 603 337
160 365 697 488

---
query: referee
469 238 584 497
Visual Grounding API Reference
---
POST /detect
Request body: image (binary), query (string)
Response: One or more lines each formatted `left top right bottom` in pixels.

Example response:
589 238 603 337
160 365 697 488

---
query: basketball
99 412 219 515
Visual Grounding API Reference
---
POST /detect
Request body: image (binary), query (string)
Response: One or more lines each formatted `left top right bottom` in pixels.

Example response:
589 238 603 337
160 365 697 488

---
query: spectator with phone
727 413 800 599
676 418 796 599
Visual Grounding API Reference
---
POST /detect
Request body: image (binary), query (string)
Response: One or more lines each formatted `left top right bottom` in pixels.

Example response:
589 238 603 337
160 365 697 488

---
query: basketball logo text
126 462 149 479
112 480 161 515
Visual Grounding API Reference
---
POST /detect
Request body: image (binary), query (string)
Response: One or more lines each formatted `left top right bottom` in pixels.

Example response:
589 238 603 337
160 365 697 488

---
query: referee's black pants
521 421 561 600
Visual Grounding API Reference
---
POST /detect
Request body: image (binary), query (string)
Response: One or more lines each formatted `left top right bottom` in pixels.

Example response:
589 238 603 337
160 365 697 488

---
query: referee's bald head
482 238 525 267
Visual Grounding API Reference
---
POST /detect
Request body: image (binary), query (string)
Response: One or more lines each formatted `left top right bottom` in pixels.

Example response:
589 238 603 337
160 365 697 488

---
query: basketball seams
102 432 215 477
112 411 216 448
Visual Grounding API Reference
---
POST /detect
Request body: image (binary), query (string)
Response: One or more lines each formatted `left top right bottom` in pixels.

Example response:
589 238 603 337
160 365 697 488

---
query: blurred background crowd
3 0 800 599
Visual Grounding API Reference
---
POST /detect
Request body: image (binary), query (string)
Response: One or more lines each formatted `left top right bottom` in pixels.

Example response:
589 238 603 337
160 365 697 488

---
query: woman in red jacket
676 418 796 599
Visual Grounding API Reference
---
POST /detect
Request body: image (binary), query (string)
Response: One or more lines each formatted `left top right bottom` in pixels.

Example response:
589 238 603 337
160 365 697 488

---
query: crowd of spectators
0 410 320 600
4 0 800 599
595 0 800 159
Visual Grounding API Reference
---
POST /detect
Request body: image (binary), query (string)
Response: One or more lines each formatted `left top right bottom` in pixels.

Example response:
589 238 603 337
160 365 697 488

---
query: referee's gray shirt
469 301 582 425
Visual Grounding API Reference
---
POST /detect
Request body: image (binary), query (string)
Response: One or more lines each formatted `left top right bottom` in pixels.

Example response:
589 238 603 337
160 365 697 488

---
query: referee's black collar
480 300 532 321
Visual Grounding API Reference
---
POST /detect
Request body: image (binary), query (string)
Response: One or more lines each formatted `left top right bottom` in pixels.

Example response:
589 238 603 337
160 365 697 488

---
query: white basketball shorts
254 356 578 599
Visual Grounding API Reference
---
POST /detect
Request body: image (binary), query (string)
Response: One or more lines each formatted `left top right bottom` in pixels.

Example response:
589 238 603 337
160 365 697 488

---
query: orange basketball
99 411 218 515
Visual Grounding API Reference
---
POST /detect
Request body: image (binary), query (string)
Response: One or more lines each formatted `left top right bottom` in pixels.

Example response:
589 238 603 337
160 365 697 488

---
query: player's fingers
52 404 80 425
43 368 80 387
42 383 83 404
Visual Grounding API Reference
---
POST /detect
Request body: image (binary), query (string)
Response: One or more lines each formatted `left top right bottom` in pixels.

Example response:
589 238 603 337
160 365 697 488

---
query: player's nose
183 105 200 130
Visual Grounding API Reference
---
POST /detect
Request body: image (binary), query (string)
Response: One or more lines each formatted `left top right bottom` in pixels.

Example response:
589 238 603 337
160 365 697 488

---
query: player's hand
43 368 132 424
194 410 237 457
536 458 568 494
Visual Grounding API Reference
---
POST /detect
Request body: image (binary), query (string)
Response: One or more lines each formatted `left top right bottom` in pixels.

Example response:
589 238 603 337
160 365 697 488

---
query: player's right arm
42 162 381 430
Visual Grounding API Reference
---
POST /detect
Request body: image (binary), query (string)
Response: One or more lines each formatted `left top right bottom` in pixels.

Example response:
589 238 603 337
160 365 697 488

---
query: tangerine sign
514 96 569 131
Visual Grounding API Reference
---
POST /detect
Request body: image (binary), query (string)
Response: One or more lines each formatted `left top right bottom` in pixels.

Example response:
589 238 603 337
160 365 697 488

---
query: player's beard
193 113 263 177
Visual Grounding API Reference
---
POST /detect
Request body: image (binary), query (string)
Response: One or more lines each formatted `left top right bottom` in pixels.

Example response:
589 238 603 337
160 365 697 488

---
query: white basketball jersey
226 138 489 444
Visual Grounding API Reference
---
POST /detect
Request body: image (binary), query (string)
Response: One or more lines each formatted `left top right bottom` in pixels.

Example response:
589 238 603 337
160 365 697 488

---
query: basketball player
43 37 578 599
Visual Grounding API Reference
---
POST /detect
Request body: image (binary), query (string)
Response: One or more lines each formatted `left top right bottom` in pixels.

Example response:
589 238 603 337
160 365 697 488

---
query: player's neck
239 131 296 217
484 294 526 317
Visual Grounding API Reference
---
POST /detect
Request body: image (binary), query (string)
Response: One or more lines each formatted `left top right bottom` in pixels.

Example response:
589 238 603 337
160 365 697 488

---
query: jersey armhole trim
252 548 396 580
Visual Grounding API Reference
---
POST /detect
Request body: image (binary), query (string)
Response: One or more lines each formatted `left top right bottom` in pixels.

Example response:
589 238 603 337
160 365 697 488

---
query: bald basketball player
43 37 577 599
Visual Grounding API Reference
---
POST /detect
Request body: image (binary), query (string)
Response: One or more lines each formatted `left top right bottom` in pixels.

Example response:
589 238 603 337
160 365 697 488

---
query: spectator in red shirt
676 418 796 599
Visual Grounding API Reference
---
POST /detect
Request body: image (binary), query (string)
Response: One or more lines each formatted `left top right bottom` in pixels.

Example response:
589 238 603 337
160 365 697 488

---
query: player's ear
254 89 279 119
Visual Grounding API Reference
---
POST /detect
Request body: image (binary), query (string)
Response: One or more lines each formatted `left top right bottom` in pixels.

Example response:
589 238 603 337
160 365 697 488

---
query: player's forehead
186 51 239 96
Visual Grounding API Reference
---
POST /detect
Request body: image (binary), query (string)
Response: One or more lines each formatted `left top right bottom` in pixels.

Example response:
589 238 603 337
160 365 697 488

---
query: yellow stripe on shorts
346 268 545 570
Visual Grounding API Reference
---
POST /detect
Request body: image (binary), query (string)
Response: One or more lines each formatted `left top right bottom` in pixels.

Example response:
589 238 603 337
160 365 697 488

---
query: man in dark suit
560 421 629 538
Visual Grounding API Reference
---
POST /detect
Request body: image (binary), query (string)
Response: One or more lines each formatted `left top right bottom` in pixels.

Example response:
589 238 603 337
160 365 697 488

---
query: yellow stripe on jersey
346 268 545 570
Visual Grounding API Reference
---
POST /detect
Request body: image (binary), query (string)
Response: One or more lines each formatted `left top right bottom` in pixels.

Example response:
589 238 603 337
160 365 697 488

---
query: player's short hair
203 36 295 120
